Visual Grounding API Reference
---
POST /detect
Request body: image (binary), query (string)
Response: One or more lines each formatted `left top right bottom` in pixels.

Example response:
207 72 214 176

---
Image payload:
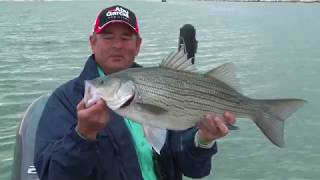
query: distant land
0 0 319 2
200 0 319 2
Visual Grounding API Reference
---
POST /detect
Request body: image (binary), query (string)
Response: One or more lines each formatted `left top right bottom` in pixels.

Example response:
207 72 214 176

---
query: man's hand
76 99 109 141
197 112 236 144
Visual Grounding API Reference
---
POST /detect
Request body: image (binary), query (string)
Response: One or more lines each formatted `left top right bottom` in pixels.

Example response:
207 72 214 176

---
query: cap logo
106 7 129 19
94 5 139 34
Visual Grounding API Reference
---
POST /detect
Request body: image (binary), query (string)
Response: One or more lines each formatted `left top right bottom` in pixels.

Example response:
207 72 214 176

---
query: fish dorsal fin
160 48 196 72
206 62 242 92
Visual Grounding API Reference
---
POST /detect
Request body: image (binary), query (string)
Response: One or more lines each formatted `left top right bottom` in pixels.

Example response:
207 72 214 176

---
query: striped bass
84 49 306 150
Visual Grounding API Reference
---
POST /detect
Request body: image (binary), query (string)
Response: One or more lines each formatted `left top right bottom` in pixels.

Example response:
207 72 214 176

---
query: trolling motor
178 24 198 64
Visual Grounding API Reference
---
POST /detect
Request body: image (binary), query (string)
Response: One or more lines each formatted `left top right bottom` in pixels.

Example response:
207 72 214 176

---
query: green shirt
97 66 157 180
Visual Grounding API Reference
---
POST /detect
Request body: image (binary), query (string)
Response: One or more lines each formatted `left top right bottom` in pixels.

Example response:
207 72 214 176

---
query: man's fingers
97 99 106 106
214 117 229 136
77 98 108 119
197 120 212 134
197 115 230 141
77 99 86 110
223 112 236 124
209 116 228 135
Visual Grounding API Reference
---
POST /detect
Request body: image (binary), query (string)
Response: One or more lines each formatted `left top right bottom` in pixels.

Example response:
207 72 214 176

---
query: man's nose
111 38 124 48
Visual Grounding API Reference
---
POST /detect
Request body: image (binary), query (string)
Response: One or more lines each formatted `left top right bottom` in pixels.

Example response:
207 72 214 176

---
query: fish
84 49 306 153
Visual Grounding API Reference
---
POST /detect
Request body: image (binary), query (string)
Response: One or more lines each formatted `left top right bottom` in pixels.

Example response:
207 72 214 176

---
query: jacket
34 55 218 180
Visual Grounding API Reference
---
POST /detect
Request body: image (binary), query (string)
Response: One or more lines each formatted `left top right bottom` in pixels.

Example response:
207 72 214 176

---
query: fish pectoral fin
136 103 168 115
143 125 167 154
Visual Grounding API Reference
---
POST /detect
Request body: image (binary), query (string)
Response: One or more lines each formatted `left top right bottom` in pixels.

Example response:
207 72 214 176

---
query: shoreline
199 0 320 3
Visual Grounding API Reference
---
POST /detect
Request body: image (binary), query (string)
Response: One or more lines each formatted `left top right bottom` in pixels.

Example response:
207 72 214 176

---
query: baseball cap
93 5 139 35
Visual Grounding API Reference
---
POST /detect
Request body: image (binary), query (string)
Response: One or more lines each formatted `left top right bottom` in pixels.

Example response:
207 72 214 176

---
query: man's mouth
109 55 124 59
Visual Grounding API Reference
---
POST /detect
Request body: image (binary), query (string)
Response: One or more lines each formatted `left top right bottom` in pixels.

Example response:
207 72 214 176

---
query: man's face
90 23 142 74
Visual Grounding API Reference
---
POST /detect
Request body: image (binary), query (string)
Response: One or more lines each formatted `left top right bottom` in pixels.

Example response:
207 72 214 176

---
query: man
34 5 236 180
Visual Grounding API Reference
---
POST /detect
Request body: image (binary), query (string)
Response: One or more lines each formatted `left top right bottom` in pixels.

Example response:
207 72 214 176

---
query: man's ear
89 34 96 53
135 37 142 55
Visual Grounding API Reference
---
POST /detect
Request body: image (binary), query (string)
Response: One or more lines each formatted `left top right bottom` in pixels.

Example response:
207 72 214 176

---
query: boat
11 94 50 180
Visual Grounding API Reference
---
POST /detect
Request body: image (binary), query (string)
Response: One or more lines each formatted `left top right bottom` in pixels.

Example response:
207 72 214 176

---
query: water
0 0 319 179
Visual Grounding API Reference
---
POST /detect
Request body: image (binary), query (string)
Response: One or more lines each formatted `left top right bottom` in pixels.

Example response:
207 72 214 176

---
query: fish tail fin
252 99 306 147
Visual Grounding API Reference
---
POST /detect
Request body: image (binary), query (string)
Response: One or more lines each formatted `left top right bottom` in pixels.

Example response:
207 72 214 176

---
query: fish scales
131 68 256 117
134 68 253 114
136 68 241 103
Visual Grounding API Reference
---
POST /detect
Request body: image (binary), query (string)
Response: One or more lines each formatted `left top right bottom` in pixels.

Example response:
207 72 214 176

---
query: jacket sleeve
33 91 101 180
169 128 217 178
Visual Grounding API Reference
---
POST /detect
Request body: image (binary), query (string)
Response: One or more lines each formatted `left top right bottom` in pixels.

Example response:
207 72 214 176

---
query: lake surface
0 0 319 179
